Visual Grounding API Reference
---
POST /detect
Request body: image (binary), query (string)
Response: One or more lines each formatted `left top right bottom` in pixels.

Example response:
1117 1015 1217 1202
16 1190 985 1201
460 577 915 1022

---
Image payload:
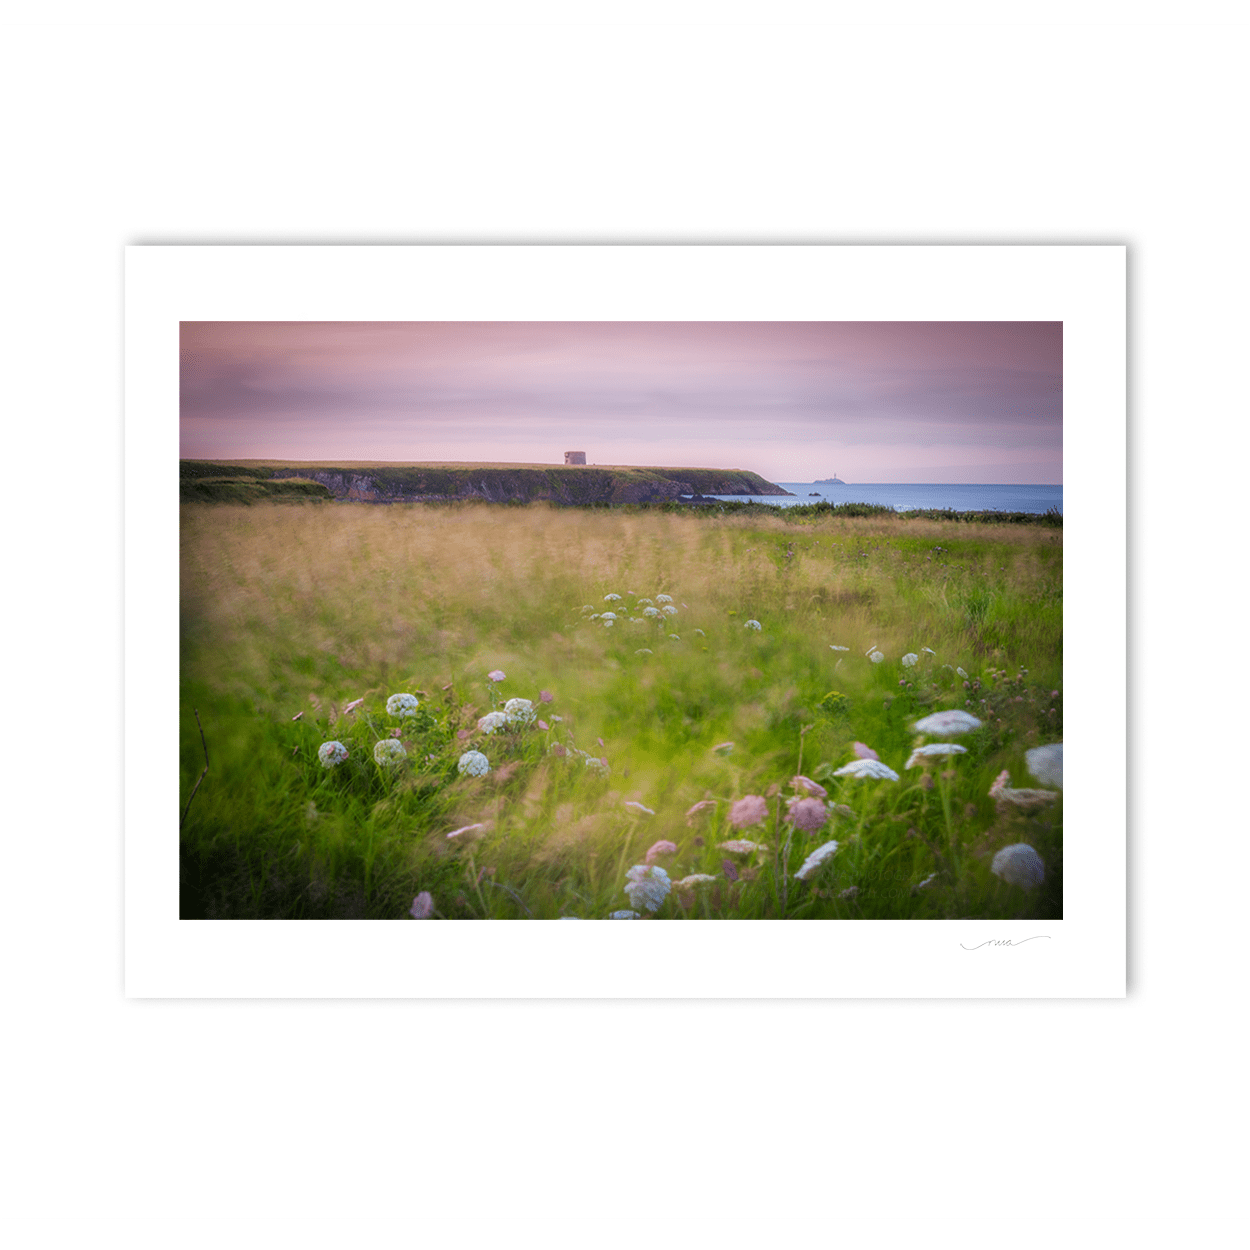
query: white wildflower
1025 743 1063 788
913 709 982 736
590 613 601 620
832 759 900 781
503 697 536 727
656 594 674 605
830 645 850 651
386 692 420 717
374 739 407 767
624 801 655 816
601 611 617 621
868 649 884 663
635 648 653 656
912 872 938 893
602 618 614 627
637 597 654 606
794 840 840 881
446 823 486 839
669 634 681 641
643 606 661 618
674 874 718 888
693 628 705 637
905 743 969 768
661 605 678 616
584 757 610 777
921 647 937 656
604 593 622 602
901 653 919 667
318 740 348 768
457 750 490 777
991 844 1045 889
718 839 769 854
623 864 672 912
579 605 595 614
477 710 507 734
956 667 969 679
744 619 762 631
609 910 640 919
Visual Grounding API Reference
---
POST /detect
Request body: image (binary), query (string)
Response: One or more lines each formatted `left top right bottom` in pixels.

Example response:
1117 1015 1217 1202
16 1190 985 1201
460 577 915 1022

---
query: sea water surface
711 482 1063 514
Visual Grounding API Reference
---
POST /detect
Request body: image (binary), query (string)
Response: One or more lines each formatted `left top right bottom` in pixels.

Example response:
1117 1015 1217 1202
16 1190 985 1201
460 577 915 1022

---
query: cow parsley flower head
792 775 828 798
487 669 506 683
643 606 660 618
609 910 640 919
728 795 769 828
604 593 622 602
991 844 1046 889
785 797 829 833
906 743 969 769
386 693 419 717
624 864 672 912
584 756 610 777
833 759 900 781
719 839 769 854
744 619 762 630
635 648 653 656
830 645 850 651
600 611 618 622
913 709 982 736
868 649 884 663
457 750 490 777
656 594 674 605
901 653 919 668
956 667 969 680
477 711 507 734
1025 743 1063 788
795 840 840 881
318 740 348 768
374 739 407 767
674 873 717 888
409 892 435 919
503 697 536 727
921 647 937 657
661 605 678 616
644 839 677 864
637 597 654 606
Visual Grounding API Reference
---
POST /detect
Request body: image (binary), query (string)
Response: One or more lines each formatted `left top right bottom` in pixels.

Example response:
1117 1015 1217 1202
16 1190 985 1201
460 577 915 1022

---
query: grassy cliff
180 460 791 504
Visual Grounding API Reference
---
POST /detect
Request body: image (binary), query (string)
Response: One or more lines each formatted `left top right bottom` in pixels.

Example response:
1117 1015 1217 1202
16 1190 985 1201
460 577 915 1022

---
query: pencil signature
960 936 1051 950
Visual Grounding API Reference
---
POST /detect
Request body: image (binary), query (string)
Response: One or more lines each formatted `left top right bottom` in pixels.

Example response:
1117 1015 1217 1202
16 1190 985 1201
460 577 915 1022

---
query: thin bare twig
180 708 209 830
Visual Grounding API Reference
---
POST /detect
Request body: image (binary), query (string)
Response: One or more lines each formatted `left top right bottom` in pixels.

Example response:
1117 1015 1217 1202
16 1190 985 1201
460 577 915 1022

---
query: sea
710 482 1062 514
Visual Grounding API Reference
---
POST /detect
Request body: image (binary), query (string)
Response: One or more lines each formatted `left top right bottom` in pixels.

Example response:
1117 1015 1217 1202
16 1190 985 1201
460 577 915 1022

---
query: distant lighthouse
564 451 587 465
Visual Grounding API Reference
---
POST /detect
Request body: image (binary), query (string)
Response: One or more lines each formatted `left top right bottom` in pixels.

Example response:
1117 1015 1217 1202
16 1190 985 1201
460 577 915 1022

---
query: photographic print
179 320 1064 923
128 246 1123 995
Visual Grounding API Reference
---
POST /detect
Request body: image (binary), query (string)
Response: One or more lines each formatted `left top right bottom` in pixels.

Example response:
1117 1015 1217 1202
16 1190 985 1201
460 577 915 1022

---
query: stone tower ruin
564 451 587 465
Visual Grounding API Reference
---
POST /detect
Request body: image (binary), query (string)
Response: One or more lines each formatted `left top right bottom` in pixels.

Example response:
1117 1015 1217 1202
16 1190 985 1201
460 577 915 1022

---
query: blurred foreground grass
180 502 1062 920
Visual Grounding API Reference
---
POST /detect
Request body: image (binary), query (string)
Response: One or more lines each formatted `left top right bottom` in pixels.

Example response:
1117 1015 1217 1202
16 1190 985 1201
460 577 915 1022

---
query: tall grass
180 501 1062 920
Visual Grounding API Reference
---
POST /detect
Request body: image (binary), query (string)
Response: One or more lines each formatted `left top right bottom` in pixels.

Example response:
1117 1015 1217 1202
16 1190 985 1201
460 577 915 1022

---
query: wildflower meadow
180 501 1062 920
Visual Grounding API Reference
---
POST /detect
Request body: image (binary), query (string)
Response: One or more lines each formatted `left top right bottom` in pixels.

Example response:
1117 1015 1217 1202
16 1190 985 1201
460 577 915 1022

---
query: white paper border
126 245 1124 997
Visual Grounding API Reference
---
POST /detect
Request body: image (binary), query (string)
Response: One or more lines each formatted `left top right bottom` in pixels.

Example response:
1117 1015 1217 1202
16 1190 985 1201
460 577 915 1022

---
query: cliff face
181 462 792 504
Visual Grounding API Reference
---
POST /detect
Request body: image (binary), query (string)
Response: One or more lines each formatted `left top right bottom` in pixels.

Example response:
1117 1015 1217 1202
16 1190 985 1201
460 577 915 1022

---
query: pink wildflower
785 797 829 833
539 690 554 703
409 892 435 919
728 795 769 828
343 697 365 715
446 823 486 839
487 670 506 682
645 839 678 865
721 859 740 882
791 775 828 798
852 742 880 761
989 770 1012 799
685 799 717 824
537 719 549 730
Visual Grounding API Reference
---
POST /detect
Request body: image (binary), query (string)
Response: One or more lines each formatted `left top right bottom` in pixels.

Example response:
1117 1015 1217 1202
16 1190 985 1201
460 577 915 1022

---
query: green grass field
180 501 1062 920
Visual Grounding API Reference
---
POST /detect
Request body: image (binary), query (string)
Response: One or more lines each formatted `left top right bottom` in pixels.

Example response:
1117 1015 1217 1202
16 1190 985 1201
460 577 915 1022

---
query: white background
4 3 1244 1248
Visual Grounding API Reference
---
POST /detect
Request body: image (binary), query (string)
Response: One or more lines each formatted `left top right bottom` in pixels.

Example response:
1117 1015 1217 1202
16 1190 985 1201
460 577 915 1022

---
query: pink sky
180 321 1061 483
